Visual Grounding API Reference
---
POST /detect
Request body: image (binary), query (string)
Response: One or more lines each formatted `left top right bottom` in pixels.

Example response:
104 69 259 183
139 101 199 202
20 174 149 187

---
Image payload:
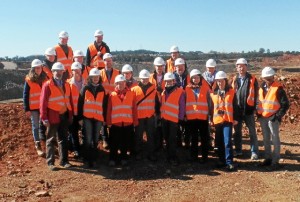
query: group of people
23 30 290 172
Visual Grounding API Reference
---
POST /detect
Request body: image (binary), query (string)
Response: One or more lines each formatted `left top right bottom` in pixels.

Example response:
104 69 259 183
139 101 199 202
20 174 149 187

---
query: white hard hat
89 68 100 76
122 64 133 73
261 66 275 78
215 71 227 80
58 31 69 39
31 59 42 68
164 72 175 81
44 47 56 56
236 58 247 65
115 74 126 83
175 58 185 66
103 53 113 60
153 57 165 66
73 50 84 57
206 59 216 67
94 29 103 37
190 69 201 78
170 45 179 53
139 69 150 79
71 62 82 70
52 62 65 71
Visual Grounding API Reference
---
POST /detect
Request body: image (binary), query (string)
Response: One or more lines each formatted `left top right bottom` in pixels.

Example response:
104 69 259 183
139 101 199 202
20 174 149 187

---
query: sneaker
103 140 109 150
48 164 56 171
37 149 45 157
233 150 243 157
226 164 236 171
73 151 80 159
61 162 72 168
251 153 259 160
108 160 116 167
261 158 272 166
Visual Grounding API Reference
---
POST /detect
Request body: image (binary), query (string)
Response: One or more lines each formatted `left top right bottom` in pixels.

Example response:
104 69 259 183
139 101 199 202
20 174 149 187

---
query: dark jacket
232 72 258 115
174 70 189 89
77 82 106 121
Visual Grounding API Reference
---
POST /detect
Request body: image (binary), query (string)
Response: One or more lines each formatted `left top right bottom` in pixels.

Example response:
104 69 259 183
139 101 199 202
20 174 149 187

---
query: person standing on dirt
106 74 138 167
257 67 289 168
165 45 187 73
67 62 86 160
100 53 120 149
149 57 165 151
40 62 73 171
55 31 73 81
23 59 48 157
210 71 239 171
43 47 56 79
185 69 210 163
85 29 110 70
160 72 185 166
77 68 106 168
231 58 259 160
131 69 160 161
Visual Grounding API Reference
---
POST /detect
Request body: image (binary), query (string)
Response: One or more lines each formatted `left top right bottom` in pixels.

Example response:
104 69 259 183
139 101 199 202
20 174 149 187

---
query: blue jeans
234 114 258 155
215 122 234 165
83 118 102 163
259 117 281 163
30 110 40 142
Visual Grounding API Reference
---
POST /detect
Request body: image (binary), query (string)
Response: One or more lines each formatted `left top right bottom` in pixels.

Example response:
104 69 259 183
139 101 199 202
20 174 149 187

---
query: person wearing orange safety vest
131 69 160 161
23 59 48 157
40 62 73 171
160 72 185 166
106 75 138 167
257 67 289 168
85 29 110 70
55 31 73 81
210 71 239 171
202 59 218 91
100 53 120 149
231 58 259 160
122 64 138 89
165 45 188 73
43 47 56 79
185 69 210 163
77 68 106 168
149 57 165 151
67 62 86 159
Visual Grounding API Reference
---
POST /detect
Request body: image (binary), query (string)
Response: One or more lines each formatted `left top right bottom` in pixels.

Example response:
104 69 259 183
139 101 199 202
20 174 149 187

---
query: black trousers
162 119 178 160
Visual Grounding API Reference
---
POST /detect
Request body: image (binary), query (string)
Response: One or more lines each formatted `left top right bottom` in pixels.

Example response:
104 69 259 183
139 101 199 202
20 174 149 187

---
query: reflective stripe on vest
210 89 235 124
55 45 73 77
25 77 45 110
100 68 119 94
83 90 104 121
185 86 209 120
132 84 156 119
47 80 72 112
110 91 134 124
161 87 183 123
257 81 281 117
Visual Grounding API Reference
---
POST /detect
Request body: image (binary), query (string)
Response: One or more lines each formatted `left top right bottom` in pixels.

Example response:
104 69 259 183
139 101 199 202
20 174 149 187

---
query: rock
35 191 50 197
18 183 27 188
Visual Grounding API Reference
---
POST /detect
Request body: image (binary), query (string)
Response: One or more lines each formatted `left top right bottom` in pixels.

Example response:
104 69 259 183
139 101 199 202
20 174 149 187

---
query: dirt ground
0 72 299 202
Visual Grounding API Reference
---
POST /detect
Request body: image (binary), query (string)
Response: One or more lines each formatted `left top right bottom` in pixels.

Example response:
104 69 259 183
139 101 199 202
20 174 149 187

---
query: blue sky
1 0 299 57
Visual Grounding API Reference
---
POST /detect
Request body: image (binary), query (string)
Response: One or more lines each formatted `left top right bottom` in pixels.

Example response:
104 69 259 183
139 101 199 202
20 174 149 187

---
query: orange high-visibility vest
100 68 119 95
47 79 72 112
210 89 235 124
132 84 156 119
42 66 52 79
110 91 134 124
257 81 281 117
161 87 183 123
68 78 84 116
166 58 175 73
232 75 256 107
82 66 92 80
88 43 108 69
83 90 104 121
185 86 209 120
55 45 73 77
25 76 46 110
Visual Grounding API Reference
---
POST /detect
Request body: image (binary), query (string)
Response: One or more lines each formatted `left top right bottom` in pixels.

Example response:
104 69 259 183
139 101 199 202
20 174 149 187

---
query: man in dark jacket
231 58 259 160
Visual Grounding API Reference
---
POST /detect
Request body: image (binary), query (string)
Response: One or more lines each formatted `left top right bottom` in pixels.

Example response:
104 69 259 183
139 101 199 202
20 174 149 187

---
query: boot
35 141 45 157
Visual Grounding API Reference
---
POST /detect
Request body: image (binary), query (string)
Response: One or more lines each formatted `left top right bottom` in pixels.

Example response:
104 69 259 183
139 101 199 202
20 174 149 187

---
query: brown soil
0 73 299 202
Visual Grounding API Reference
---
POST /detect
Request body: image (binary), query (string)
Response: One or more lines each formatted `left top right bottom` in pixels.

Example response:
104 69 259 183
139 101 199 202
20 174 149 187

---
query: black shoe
216 161 226 168
261 159 272 166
